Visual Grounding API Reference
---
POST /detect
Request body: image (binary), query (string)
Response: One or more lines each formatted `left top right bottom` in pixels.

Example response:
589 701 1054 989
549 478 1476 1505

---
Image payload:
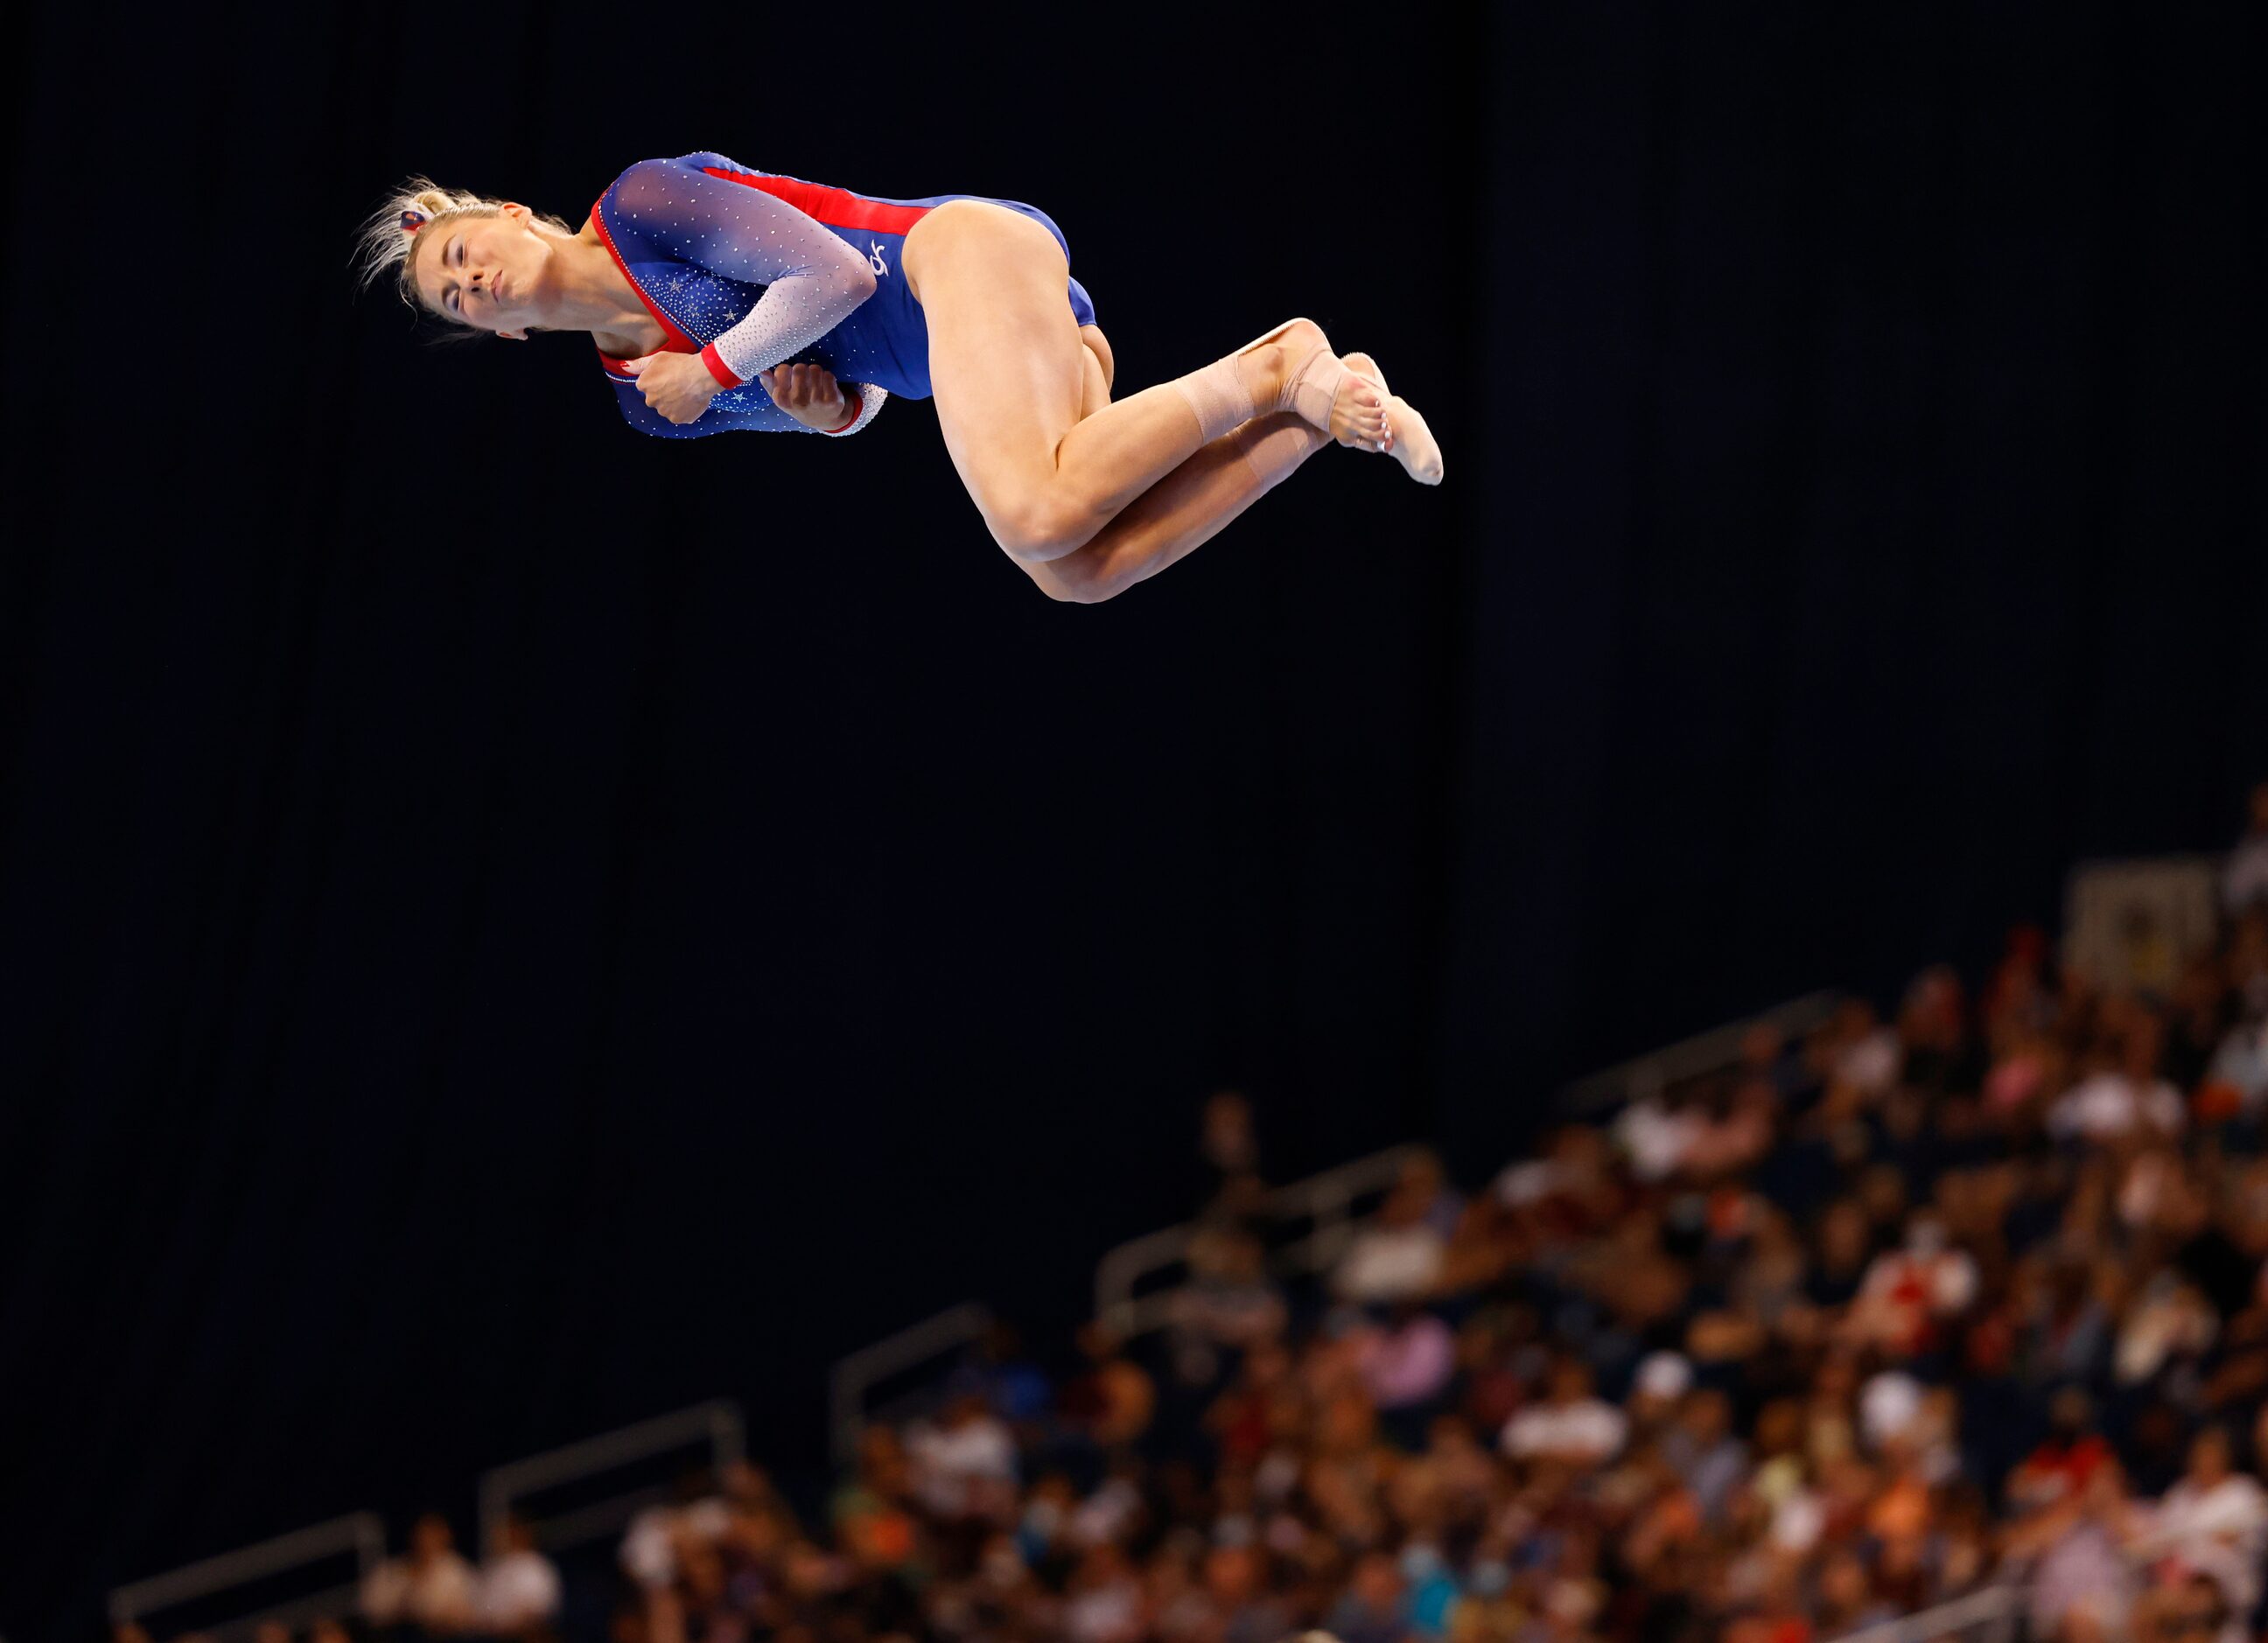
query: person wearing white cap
1626 1350 1695 1439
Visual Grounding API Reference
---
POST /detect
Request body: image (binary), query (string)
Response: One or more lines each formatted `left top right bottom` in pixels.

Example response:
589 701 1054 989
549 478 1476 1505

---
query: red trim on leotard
698 343 745 389
591 171 917 393
698 166 934 235
586 201 699 363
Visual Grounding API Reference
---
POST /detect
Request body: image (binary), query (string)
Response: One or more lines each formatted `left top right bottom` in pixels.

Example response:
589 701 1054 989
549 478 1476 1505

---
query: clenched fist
760 363 854 431
620 351 722 426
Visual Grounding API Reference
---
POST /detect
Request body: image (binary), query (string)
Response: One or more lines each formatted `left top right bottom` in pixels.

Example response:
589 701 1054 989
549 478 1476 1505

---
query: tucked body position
359 153 1443 603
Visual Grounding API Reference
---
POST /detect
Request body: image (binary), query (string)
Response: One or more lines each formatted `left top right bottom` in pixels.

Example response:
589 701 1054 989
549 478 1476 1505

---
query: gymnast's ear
497 326 530 342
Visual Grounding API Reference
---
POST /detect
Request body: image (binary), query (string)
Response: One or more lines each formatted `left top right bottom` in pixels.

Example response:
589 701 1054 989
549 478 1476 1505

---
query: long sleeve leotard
593 155 889 437
591 152 1099 441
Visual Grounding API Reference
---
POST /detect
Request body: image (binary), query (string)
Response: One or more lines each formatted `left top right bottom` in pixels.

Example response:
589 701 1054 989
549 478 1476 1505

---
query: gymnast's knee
984 492 1102 564
1024 552 1124 605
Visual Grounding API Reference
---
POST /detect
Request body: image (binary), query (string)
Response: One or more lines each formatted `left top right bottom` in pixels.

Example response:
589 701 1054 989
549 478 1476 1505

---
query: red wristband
698 343 744 389
822 390 864 434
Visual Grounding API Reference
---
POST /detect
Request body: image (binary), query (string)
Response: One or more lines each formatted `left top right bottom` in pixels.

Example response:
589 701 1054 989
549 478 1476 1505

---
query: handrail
477 1399 744 1556
827 1301 993 1470
1556 989 1842 1117
1092 1143 1424 1337
108 1511 385 1633
1090 1004 1876 1328
1821 1583 2021 1643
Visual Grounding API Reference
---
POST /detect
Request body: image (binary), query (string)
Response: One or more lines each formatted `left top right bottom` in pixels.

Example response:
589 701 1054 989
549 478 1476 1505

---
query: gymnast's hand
621 351 722 425
759 363 850 431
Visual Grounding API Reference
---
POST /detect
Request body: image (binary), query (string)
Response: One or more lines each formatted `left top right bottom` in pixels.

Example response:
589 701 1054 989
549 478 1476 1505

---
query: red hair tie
400 208 429 234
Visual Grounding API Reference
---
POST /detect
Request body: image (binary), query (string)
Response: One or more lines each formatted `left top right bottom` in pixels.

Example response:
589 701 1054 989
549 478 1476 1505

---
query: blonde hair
354 177 571 323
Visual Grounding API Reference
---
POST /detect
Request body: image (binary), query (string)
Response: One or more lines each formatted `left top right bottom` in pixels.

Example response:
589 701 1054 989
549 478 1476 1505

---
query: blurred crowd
129 787 2268 1643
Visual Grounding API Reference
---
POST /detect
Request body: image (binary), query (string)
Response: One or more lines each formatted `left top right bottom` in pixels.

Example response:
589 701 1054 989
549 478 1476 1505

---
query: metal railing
1556 989 1843 1117
1088 997 1850 1339
107 1512 385 1642
476 1399 744 1556
1091 1143 1424 1337
105 993 1880 1639
827 1301 993 1470
1823 1583 2023 1643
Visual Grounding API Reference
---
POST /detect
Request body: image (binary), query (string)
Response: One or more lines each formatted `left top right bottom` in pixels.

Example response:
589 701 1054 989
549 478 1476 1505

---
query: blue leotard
592 151 1097 438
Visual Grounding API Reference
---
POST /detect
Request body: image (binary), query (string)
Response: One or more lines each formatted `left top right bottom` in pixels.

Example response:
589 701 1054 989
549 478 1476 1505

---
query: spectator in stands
1395 1151 1464 1241
1201 1542 1292 1643
2052 1017 2188 1143
2010 1458 2142 1643
362 1511 480 1638
2136 1426 2268 1619
1334 1176 1446 1304
960 1322 1056 1431
1849 1210 1979 1358
475 1513 560 1638
906 1391 1018 1523
2011 1386 2116 1514
2222 781 2268 916
1825 996 1904 1096
1197 1091 1274 1238
619 1469 734 1593
1353 1302 1456 1430
832 1426 922 1576
1322 1549 1410 1643
2206 1002 2268 1118
1621 1348 1692 1443
1611 1090 1701 1185
1064 1542 1146 1643
1170 1227 1288 1354
1060 1322 1158 1452
2136 1570 2244 1643
530 907 2268 1643
1498 1356 1626 1467
1661 1385 1746 1526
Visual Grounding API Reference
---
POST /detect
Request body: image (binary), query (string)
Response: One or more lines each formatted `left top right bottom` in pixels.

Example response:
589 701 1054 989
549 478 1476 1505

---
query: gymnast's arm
606 362 886 438
609 157 878 389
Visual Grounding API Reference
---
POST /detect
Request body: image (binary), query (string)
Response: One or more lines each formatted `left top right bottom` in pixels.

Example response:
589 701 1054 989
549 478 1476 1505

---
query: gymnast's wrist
698 342 744 389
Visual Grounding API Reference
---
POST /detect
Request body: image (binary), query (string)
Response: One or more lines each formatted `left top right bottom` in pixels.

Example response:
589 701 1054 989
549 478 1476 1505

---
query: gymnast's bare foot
1236 318 1390 451
1340 350 1445 486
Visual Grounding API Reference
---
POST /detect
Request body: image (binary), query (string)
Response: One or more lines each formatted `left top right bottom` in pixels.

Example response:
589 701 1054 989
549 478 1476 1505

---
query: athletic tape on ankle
1174 360 1256 444
1242 420 1322 486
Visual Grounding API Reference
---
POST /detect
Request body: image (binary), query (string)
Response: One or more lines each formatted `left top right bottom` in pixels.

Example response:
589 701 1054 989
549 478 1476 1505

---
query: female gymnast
358 152 1443 603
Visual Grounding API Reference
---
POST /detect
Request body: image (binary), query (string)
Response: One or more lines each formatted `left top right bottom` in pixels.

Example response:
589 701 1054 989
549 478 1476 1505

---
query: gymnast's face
410 203 549 340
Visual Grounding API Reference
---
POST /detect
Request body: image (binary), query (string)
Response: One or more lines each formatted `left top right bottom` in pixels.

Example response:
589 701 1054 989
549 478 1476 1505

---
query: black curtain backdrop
3 3 2263 1634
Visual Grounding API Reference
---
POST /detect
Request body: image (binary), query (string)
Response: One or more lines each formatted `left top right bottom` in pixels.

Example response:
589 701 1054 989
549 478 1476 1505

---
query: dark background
3 2 2264 1636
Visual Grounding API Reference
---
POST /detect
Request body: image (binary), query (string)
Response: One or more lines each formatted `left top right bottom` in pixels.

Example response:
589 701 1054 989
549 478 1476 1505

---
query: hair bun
355 175 568 310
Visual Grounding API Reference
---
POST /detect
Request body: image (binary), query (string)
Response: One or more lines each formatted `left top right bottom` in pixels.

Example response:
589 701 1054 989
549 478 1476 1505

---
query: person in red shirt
2010 1386 2116 1514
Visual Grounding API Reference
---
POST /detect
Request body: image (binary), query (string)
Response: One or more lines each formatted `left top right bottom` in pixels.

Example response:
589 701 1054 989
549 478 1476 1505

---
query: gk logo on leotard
869 241 889 276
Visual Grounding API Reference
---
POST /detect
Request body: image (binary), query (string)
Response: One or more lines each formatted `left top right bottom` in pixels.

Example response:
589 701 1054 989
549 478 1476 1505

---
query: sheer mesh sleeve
607 159 878 388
